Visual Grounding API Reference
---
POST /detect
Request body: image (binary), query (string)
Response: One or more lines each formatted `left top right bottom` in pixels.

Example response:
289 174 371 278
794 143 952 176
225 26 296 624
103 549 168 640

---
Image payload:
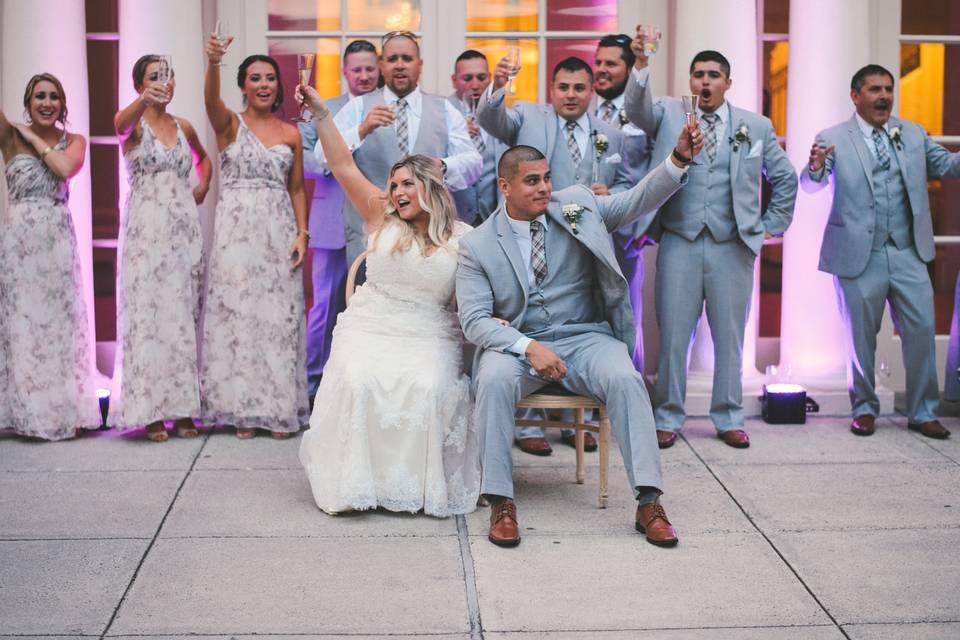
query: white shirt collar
383 85 422 112
505 209 548 234
556 111 591 133
855 112 890 138
699 100 729 126
598 93 625 111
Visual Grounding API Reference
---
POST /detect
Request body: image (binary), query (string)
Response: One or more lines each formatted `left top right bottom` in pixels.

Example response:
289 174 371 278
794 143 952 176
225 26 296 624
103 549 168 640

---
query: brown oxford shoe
488 498 521 547
560 431 598 452
517 436 552 456
718 429 750 448
908 420 951 439
656 430 678 449
851 414 876 436
635 501 678 547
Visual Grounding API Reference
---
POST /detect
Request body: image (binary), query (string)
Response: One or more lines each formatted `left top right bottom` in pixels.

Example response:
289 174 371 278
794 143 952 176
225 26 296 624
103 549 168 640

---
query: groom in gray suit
802 64 960 439
623 36 797 449
457 125 701 548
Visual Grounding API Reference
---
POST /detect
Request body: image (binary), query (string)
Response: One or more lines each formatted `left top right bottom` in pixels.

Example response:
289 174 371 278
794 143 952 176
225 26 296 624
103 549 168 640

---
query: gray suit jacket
299 93 351 249
624 73 797 254
477 88 643 192
800 114 960 278
456 160 685 367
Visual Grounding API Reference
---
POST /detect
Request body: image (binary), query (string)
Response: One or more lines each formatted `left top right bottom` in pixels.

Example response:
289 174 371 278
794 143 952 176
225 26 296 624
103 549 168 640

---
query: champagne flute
505 45 521 96
641 25 662 57
155 55 173 101
878 354 892 388
681 94 700 165
214 19 231 67
294 52 316 122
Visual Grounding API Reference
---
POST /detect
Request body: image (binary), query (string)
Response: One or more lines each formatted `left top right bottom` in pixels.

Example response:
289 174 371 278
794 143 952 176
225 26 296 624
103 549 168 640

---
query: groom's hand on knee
526 341 567 380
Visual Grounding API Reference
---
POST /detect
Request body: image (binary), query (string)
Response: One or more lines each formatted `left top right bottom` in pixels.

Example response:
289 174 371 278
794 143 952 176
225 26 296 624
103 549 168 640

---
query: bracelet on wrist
297 229 311 240
40 146 53 160
671 148 691 165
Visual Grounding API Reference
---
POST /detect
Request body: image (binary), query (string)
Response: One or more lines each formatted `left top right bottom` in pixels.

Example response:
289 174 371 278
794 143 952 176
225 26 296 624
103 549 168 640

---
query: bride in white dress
297 86 480 517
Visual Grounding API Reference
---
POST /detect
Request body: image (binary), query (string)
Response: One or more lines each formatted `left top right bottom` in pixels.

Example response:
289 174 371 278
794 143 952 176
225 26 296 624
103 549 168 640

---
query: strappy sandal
146 422 169 443
174 419 199 439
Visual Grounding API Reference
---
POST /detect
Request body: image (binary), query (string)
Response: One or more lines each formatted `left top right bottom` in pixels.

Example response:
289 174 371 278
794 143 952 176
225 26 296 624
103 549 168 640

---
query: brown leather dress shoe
635 501 678 547
718 429 750 448
909 419 951 439
560 431 598 451
851 414 876 436
488 499 521 547
517 436 552 456
656 430 678 449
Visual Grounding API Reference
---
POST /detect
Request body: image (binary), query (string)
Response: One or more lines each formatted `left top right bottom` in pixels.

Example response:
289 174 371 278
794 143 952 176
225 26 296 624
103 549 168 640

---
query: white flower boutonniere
591 131 609 184
618 109 630 128
729 123 751 152
889 125 903 150
561 203 586 235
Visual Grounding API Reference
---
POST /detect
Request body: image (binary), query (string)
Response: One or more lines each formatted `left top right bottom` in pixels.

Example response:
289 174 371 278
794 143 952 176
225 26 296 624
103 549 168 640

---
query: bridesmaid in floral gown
108 55 213 442
201 34 310 438
0 73 101 440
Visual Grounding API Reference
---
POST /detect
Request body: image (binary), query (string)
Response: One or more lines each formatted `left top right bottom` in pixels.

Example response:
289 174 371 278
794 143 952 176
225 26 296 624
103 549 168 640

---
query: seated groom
456 126 702 549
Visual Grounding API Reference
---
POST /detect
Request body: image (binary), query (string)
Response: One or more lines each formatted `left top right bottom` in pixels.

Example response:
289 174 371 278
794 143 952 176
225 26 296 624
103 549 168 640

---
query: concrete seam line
98 432 212 640
456 514 484 639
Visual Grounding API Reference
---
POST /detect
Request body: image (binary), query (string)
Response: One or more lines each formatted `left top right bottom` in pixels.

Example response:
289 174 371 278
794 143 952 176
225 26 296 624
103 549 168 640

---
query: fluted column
781 0 872 398
2 0 94 364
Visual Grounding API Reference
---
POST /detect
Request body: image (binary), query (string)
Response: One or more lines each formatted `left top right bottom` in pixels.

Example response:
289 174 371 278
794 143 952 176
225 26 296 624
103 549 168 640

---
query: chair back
345 251 368 306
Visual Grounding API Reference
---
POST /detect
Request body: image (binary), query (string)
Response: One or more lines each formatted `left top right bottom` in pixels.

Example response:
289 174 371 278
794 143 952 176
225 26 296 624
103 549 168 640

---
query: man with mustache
299 39 379 405
478 55 646 456
802 64 960 439
313 31 482 266
623 29 798 450
593 34 652 373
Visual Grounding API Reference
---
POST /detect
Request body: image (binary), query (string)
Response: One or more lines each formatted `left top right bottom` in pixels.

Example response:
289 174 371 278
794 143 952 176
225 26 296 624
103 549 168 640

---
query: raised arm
623 27 664 138
476 56 524 146
204 32 238 148
178 117 212 204
439 101 482 191
0 108 14 154
925 132 960 179
11 125 86 179
302 86 384 231
800 134 835 193
114 85 169 146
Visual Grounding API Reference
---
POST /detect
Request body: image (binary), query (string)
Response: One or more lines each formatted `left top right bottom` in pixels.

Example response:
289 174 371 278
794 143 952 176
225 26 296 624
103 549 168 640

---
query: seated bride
297 85 480 517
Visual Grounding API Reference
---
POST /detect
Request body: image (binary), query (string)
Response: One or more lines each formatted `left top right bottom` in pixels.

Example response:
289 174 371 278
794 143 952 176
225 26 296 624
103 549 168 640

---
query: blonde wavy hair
370 154 458 255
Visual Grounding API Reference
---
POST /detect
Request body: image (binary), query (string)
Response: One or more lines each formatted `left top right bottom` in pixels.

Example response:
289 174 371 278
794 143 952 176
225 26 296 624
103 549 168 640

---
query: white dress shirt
314 85 481 190
557 112 590 162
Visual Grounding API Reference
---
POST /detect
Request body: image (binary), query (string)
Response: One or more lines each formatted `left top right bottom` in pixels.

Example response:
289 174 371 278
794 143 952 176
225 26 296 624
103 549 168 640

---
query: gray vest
871 146 913 251
519 221 609 341
550 123 595 190
661 127 737 242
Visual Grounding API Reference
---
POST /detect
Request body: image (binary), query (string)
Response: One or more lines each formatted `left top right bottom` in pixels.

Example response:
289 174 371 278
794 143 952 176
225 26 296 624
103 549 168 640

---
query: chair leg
574 408 585 484
598 405 610 509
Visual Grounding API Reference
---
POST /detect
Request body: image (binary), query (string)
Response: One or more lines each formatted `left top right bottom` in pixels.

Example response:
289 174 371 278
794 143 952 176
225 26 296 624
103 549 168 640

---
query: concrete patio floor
1 414 958 639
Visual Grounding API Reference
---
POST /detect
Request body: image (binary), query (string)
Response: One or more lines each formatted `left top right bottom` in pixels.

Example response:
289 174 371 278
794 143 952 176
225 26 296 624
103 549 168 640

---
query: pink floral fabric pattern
107 119 203 427
200 116 309 432
0 140 101 440
299 221 481 516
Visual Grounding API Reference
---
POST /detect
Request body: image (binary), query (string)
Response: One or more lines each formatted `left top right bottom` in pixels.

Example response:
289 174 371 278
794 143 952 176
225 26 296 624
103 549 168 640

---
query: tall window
465 0 618 104
899 0 960 335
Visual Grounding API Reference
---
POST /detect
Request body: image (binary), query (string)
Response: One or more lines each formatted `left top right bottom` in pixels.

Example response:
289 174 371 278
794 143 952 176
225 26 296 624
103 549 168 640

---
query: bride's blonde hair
370 154 458 255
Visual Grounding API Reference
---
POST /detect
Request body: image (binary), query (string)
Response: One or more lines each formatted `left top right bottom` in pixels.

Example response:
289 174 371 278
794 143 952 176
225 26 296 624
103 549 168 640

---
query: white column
781 0 878 408
1 0 94 369
669 0 764 411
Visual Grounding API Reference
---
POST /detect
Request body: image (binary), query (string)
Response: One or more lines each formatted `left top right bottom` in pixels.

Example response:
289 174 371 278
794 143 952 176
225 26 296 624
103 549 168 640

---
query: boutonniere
729 123 751 152
561 203 586 235
618 109 629 128
591 130 609 184
889 125 903 150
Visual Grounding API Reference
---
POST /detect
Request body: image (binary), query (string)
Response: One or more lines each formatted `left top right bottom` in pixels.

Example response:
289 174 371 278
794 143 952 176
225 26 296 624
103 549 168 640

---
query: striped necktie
600 100 616 124
395 98 409 155
702 112 720 163
529 220 547 286
467 113 485 152
565 120 581 165
872 127 891 170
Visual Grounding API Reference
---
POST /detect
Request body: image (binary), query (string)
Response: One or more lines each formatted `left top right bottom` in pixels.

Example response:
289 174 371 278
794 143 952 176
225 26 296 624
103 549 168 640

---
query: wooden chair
344 251 368 306
516 385 611 508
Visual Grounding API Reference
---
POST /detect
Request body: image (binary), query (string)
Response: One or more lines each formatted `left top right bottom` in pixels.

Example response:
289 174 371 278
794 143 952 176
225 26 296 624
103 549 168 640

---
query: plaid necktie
872 127 891 170
529 220 547 286
565 120 581 165
395 98 409 155
467 113 485 152
600 100 616 124
702 112 720 163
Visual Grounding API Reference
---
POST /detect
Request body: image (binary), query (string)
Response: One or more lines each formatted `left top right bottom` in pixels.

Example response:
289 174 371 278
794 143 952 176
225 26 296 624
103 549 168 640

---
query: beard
595 77 627 100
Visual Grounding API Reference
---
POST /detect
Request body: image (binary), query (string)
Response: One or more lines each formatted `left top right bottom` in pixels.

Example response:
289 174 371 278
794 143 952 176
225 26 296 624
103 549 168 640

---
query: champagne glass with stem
505 45 521 96
156 55 172 102
641 24 662 57
214 19 231 67
680 94 700 165
294 53 316 122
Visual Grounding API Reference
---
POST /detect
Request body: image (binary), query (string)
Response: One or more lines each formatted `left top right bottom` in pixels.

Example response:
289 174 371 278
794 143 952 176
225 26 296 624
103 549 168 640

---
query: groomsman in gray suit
457 128 700 547
299 40 379 400
313 31 482 265
624 32 797 449
593 34 652 373
447 50 505 226
802 64 960 439
479 54 645 456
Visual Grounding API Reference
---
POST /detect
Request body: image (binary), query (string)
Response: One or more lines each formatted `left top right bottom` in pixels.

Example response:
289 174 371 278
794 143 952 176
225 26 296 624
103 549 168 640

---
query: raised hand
492 56 515 92
140 85 170 107
808 142 835 172
299 85 329 120
358 104 396 140
674 122 704 163
206 32 233 64
631 25 651 71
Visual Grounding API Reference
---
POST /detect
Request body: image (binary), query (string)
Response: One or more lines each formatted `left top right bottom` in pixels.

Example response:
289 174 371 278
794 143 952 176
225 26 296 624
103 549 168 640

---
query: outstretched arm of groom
457 240 526 352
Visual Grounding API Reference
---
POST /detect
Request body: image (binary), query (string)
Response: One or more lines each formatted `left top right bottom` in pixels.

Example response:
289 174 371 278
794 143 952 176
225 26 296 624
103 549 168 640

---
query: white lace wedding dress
299 221 480 517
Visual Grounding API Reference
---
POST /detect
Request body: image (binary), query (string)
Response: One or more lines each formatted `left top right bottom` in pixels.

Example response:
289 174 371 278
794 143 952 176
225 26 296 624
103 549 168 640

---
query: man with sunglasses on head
313 31 482 267
300 39 380 406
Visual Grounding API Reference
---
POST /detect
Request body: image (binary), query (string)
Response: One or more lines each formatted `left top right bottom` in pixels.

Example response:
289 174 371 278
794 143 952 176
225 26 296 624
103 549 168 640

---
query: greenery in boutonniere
591 131 609 184
889 125 903 150
729 123 751 152
561 203 586 235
